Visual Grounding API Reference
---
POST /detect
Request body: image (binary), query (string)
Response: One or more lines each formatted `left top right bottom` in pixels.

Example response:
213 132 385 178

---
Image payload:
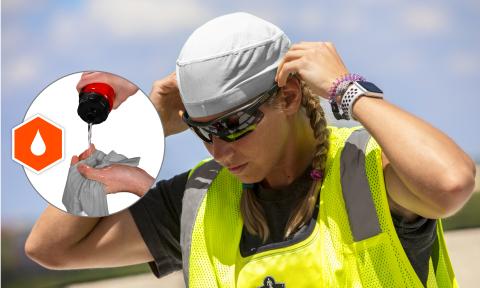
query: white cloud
85 0 213 38
46 0 215 51
1 0 47 12
465 0 480 10
47 11 81 50
2 26 27 52
448 50 479 77
6 53 42 85
402 4 450 35
231 2 283 26
369 47 423 76
334 7 365 34
294 4 325 33
290 2 374 35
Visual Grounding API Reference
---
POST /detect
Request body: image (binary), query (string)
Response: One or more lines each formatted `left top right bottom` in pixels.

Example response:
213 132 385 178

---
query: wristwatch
331 81 383 120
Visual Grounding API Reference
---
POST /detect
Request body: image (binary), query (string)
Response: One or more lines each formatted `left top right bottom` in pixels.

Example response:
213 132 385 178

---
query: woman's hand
275 42 349 99
70 144 96 166
77 164 154 197
27 144 154 270
76 72 139 109
149 72 188 137
72 144 154 197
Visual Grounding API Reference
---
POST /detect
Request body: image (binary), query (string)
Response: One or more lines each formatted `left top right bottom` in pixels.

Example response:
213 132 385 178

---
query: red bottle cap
81 83 115 111
78 83 116 124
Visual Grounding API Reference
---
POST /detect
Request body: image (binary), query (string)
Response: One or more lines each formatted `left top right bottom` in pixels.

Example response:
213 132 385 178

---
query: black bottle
77 83 115 124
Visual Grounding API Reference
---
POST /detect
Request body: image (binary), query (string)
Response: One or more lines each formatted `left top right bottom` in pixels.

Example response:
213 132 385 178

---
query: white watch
341 81 384 120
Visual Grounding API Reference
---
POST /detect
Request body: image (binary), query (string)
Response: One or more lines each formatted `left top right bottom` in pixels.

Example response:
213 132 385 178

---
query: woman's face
191 94 291 184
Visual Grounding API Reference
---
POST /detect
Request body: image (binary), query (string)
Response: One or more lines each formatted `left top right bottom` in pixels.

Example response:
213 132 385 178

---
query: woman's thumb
77 164 102 182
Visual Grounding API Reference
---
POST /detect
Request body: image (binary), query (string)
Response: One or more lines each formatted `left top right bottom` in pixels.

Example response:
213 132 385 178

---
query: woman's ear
278 76 302 116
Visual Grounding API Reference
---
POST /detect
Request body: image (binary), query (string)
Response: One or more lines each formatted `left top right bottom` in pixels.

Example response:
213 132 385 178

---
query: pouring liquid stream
88 123 93 147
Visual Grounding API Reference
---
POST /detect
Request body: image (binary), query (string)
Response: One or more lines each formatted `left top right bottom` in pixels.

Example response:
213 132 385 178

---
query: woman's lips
227 163 248 173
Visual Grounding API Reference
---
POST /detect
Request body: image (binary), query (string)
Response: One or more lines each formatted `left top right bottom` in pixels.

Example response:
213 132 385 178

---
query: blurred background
2 0 479 287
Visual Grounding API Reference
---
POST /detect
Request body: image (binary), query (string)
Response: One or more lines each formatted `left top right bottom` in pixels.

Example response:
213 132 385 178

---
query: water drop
31 130 46 156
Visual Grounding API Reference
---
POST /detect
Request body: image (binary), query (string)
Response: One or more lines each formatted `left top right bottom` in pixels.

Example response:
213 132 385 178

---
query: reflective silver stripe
180 160 222 286
341 129 382 241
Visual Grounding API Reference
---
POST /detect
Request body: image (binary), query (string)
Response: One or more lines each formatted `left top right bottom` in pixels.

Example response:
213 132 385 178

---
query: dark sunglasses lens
225 114 240 129
223 124 257 141
219 111 263 141
184 85 273 143
191 126 212 143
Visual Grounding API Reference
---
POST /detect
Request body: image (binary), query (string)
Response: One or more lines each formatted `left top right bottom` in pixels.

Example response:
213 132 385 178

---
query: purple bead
310 169 323 181
329 73 366 101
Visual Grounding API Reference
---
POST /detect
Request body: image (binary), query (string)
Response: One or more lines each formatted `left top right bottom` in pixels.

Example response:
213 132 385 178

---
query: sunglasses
182 84 279 143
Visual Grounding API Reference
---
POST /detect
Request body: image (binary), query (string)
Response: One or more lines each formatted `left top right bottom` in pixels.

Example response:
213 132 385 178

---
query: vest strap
431 233 440 274
341 129 382 241
180 160 222 286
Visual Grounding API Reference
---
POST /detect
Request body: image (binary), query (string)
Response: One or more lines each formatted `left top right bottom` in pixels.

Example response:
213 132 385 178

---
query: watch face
357 81 383 94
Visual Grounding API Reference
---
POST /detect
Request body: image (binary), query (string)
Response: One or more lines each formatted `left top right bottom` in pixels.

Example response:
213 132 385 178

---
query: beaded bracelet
328 73 365 101
335 80 353 102
328 73 366 120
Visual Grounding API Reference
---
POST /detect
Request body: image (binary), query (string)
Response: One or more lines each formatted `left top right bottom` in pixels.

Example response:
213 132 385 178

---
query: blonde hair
240 80 330 242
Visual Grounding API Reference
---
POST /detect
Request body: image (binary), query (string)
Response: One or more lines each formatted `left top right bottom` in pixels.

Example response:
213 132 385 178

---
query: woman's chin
235 173 263 185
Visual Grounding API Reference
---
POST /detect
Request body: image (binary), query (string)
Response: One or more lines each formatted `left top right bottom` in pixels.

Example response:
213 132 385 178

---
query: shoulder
188 158 216 178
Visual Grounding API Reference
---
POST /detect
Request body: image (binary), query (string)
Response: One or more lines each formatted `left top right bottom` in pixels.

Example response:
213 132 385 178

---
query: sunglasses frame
183 84 279 143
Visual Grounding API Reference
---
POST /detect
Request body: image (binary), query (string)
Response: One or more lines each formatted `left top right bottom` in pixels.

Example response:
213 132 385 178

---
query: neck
261 115 317 189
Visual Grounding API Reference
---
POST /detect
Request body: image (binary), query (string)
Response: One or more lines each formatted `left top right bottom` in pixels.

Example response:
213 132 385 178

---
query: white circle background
23 72 164 215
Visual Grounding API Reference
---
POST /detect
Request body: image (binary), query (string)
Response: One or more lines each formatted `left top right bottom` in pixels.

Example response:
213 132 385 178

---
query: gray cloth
62 150 140 217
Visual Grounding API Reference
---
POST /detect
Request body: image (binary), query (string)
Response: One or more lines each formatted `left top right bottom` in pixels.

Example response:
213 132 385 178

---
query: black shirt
129 170 436 285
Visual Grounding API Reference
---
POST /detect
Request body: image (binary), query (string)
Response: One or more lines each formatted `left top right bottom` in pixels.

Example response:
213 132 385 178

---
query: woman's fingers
78 144 96 160
276 41 348 98
70 155 80 166
77 164 104 182
165 71 177 88
149 72 188 137
276 42 326 85
71 144 95 166
289 42 318 51
76 72 101 92
276 50 304 82
276 59 303 87
151 72 178 94
278 42 335 82
291 41 332 50
275 42 318 87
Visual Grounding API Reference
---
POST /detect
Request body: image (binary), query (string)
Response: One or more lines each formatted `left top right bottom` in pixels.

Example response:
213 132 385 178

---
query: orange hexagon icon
12 114 64 173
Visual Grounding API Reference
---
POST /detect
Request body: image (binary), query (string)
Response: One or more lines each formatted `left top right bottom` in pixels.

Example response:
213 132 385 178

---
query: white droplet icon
31 130 46 156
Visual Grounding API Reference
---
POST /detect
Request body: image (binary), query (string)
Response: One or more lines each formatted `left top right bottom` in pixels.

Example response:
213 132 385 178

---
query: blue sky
2 0 479 224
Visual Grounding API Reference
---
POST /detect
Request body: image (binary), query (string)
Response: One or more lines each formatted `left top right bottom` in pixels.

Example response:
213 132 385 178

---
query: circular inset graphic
17 72 164 216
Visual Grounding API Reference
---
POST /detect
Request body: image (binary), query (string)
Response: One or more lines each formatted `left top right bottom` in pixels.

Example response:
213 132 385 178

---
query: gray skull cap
176 12 291 118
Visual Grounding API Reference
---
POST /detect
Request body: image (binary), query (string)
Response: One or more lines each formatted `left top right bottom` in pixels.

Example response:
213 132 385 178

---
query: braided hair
240 80 330 241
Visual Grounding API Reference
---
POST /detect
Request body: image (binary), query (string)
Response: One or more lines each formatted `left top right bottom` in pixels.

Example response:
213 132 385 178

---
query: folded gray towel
62 150 140 217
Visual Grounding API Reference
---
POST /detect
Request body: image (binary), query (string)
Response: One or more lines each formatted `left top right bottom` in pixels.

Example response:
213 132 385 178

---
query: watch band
341 81 384 120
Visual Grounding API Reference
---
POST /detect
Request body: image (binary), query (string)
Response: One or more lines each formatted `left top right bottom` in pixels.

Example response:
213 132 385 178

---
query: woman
26 12 475 287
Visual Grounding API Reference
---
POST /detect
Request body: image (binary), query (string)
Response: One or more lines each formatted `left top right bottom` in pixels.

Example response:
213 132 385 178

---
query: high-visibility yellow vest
180 126 457 287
